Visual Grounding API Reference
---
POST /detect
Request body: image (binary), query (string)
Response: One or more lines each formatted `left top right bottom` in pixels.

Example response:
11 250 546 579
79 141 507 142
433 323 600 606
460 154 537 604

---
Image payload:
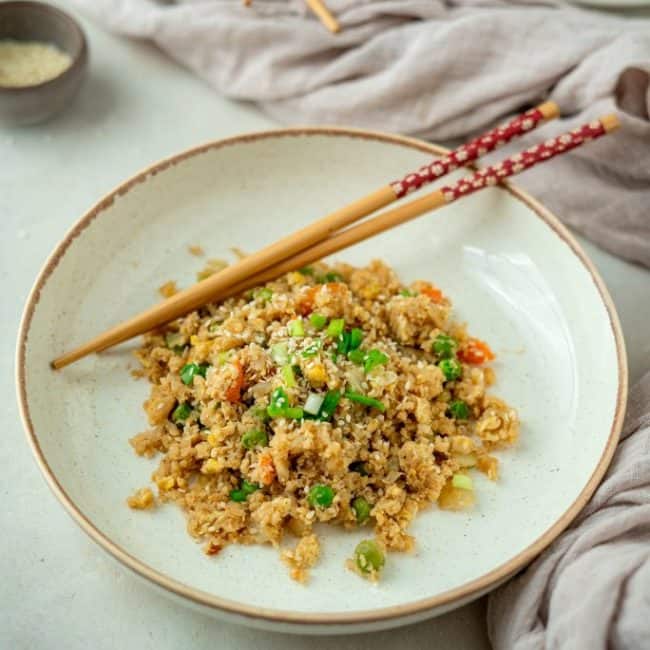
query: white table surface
2 4 649 649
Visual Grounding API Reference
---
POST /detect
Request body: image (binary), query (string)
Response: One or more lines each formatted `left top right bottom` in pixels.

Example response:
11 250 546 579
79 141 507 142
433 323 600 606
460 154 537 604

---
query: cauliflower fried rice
128 260 519 582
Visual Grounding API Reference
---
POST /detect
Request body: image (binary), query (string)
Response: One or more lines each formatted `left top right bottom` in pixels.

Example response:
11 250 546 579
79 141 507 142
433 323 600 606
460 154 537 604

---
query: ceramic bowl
0 2 88 126
17 128 627 634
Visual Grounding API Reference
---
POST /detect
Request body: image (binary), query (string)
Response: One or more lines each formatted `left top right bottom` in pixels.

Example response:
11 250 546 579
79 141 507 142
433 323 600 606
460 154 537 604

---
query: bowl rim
15 126 628 628
0 1 88 94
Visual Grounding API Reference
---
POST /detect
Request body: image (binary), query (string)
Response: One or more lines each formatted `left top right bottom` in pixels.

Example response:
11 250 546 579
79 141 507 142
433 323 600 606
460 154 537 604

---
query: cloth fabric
69 0 650 268
488 372 650 649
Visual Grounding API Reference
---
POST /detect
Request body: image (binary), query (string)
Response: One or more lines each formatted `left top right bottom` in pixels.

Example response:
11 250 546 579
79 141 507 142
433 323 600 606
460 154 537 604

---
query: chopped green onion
251 406 270 422
347 349 366 365
180 362 209 385
299 266 315 276
354 540 385 574
241 429 268 449
284 406 304 420
301 339 322 358
448 399 470 420
352 497 371 524
363 349 388 374
349 461 369 476
309 313 327 330
452 474 473 490
344 391 386 412
304 392 325 416
308 484 334 508
399 289 416 297
337 330 351 355
172 402 192 423
318 390 341 420
165 332 186 353
267 387 289 418
270 342 289 365
281 364 297 388
348 328 363 350
439 358 463 381
288 318 305 337
324 271 344 283
254 287 273 302
432 334 458 359
217 351 233 366
207 319 222 333
326 318 345 337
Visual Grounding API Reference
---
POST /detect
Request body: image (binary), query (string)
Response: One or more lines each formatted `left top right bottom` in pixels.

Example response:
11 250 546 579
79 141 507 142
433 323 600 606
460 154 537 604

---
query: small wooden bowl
0 1 88 126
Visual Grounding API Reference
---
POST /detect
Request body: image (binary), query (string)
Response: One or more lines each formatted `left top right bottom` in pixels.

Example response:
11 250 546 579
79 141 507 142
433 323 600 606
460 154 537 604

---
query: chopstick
305 0 341 33
51 102 559 370
202 114 622 302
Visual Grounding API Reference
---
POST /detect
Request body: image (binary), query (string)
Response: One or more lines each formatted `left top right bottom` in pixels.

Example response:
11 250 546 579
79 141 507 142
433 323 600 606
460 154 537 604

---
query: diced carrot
458 338 495 364
298 286 319 315
259 453 276 486
225 360 244 402
416 281 444 304
297 282 347 315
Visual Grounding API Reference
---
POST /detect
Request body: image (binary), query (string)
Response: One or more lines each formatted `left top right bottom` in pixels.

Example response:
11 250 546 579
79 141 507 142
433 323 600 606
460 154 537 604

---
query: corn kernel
207 433 218 446
360 283 381 299
156 476 175 491
202 458 221 475
127 487 155 509
190 335 200 346
305 362 327 387
288 271 305 285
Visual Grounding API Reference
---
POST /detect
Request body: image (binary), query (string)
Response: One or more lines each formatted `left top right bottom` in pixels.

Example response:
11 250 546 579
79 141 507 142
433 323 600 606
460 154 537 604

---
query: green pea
172 403 192 422
230 480 260 502
241 429 269 449
432 334 458 359
229 489 246 502
448 399 470 420
354 540 385 574
241 480 259 495
180 362 209 385
439 358 463 382
352 497 371 524
308 484 334 508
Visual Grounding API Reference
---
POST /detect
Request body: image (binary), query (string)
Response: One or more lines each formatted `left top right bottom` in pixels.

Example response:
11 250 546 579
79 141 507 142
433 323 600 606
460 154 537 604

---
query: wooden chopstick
189 114 622 303
305 0 340 33
51 102 559 370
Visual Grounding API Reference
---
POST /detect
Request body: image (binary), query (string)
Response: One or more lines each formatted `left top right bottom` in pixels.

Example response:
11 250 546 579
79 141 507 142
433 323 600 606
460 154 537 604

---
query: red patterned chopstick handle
390 103 557 199
439 119 612 204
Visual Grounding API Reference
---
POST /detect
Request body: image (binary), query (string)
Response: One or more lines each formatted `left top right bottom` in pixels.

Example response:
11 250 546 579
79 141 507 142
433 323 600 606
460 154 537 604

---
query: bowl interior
19 130 623 623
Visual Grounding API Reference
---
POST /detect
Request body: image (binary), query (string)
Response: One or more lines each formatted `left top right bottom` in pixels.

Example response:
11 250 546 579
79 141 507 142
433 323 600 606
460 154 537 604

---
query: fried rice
128 259 519 582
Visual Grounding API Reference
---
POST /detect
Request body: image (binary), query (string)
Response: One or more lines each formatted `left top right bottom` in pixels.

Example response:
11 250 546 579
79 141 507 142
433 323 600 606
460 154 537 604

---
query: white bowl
17 127 627 634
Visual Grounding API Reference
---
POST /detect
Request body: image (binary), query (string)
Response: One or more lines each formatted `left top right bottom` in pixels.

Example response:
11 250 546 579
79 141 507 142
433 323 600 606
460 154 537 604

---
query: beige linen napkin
69 0 650 267
488 372 650 649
